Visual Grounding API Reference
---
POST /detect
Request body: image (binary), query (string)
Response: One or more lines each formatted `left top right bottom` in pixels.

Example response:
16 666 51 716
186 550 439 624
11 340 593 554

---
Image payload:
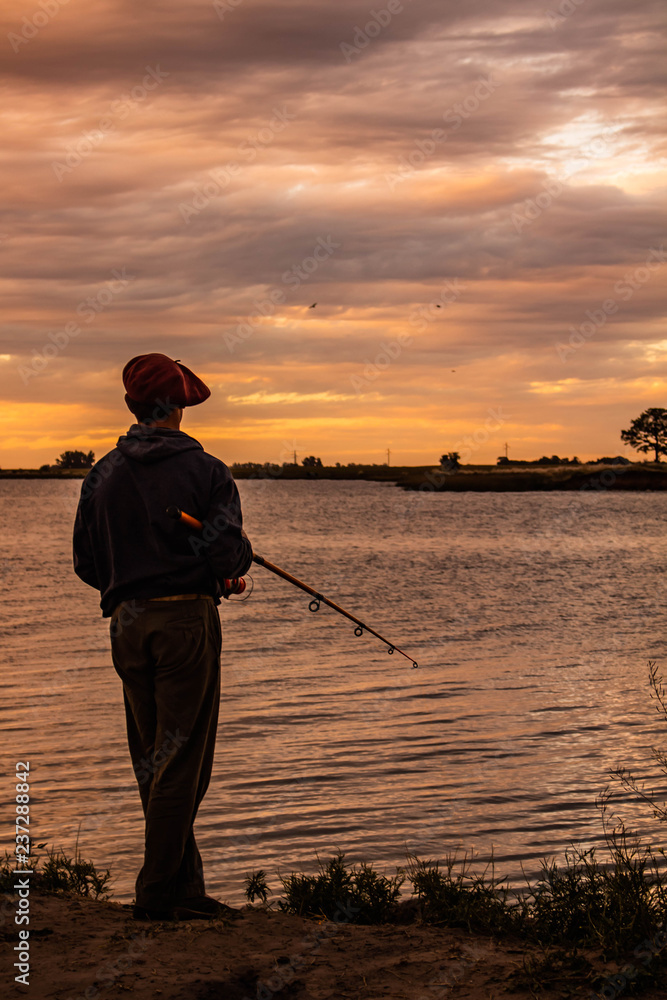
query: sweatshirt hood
115 425 204 465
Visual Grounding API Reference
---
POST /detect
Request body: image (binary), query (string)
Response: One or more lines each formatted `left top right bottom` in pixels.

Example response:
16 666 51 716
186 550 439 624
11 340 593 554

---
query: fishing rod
166 505 419 669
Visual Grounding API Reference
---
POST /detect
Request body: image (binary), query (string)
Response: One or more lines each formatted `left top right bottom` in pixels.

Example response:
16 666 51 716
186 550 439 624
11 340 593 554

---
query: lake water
1 477 666 905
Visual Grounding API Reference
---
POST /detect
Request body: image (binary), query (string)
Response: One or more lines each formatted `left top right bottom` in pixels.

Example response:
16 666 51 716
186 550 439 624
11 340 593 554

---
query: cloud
226 390 360 404
0 0 665 465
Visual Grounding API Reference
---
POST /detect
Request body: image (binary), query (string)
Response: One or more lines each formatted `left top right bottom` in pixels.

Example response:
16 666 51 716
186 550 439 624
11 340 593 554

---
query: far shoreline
1 460 666 491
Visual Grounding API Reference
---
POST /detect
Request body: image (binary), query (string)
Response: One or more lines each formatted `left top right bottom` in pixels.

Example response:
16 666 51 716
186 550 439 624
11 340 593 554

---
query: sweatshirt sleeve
200 464 253 581
72 494 101 591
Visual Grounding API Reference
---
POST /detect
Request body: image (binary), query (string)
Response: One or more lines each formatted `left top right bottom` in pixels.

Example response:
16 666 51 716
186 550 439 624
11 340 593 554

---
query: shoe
172 895 242 920
132 904 175 921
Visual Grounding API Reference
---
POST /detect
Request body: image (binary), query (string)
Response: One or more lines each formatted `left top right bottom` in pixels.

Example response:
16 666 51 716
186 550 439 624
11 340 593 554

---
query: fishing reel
222 575 253 601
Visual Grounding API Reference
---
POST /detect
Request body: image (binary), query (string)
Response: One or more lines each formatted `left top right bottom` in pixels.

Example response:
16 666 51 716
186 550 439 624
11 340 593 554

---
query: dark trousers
110 597 222 910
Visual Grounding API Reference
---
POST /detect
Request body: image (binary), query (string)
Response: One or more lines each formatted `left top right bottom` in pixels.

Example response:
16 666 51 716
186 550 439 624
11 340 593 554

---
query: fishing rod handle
167 507 245 597
166 505 203 531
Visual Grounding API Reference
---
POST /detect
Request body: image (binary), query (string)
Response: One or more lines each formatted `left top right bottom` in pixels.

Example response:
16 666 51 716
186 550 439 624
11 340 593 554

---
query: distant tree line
438 407 667 469
496 455 582 467
40 450 95 471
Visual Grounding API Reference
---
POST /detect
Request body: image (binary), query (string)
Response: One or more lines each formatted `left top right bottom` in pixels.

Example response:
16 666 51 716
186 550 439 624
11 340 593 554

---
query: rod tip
166 506 181 520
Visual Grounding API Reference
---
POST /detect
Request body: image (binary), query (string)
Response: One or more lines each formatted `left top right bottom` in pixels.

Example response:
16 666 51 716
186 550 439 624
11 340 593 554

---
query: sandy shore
3 889 667 1000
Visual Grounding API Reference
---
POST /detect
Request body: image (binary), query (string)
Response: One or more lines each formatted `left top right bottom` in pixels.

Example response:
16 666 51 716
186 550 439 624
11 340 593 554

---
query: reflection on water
1 479 665 903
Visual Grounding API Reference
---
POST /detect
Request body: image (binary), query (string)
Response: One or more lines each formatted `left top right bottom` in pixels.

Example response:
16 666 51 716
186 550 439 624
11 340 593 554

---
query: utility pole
293 449 297 466
386 448 391 467
504 442 509 459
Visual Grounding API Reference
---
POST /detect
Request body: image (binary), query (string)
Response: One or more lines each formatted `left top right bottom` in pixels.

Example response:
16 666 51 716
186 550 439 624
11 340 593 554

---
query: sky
0 0 665 468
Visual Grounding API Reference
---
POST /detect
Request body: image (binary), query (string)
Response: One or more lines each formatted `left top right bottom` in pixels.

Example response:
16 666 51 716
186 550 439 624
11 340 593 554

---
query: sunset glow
1 0 665 467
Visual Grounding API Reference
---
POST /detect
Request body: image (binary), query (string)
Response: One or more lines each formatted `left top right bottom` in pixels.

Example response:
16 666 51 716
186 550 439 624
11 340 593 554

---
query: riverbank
4 886 666 1000
2 461 664 490
4 836 667 1000
0 465 420 481
399 462 667 491
0 468 90 478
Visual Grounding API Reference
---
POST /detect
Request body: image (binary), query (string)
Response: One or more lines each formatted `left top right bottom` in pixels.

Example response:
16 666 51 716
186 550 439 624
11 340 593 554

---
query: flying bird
309 302 317 308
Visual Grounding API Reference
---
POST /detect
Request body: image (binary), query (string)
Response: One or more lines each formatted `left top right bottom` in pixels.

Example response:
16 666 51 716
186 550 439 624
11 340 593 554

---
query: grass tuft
524 825 667 959
0 843 111 900
406 849 524 934
278 851 404 923
244 869 271 904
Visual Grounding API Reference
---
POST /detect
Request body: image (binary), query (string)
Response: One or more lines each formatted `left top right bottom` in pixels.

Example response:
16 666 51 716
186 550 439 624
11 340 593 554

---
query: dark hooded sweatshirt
72 424 253 616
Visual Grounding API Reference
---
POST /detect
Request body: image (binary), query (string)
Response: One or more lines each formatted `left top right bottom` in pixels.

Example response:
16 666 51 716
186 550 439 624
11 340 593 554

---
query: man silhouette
73 353 252 920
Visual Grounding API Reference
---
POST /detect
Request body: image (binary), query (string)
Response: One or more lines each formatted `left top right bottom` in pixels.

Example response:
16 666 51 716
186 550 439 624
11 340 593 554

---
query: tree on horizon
440 451 460 470
620 408 667 463
55 450 95 469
